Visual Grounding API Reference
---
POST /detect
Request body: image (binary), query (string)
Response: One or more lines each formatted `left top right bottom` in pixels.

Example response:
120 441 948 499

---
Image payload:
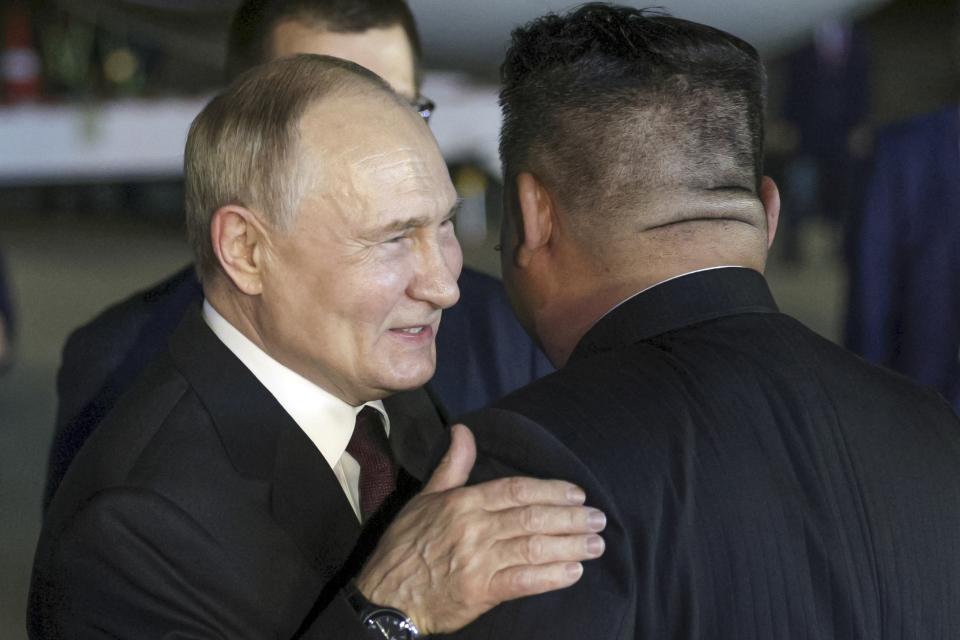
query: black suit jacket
447 268 960 639
29 305 446 639
46 265 550 510
0 248 14 338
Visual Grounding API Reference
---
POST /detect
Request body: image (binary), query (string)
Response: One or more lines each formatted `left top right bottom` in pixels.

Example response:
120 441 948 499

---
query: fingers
488 561 585 602
495 532 605 568
472 476 587 511
422 424 477 494
494 504 607 539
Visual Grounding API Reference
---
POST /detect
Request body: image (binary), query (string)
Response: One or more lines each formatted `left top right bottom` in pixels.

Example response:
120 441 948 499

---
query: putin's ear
209 205 267 295
515 172 556 268
759 176 781 250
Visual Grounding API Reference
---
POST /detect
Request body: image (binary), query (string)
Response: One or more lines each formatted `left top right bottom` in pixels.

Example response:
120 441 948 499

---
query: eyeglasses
412 96 435 123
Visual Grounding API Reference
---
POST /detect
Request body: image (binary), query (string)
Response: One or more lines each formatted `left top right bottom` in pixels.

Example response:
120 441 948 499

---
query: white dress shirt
203 300 388 522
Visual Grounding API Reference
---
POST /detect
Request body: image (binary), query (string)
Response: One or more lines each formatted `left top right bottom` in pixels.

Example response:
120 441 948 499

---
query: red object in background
2 5 41 103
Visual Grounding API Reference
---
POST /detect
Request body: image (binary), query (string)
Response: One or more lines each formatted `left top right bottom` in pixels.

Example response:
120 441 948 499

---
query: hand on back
356 424 607 635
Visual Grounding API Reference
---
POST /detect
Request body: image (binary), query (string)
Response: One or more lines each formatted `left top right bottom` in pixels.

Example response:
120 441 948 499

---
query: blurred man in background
45 0 551 511
845 6 960 414
0 249 14 372
780 18 871 265
436 5 960 637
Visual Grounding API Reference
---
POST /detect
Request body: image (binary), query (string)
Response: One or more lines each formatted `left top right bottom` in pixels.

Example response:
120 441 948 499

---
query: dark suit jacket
29 305 446 639
46 264 550 510
0 248 14 372
845 105 960 414
0 248 14 341
447 268 960 639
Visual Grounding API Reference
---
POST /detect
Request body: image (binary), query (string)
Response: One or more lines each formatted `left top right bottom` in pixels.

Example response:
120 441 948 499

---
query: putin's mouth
389 325 433 341
395 326 425 335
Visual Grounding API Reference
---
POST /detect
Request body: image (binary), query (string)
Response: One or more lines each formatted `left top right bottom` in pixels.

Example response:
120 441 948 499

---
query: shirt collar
597 265 746 323
202 300 389 470
570 266 779 364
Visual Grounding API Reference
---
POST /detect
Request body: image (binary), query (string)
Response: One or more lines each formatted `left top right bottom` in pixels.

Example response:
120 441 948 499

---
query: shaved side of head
500 5 768 260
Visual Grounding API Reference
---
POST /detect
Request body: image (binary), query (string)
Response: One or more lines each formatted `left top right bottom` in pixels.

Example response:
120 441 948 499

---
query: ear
514 172 556 268
759 176 780 249
209 205 268 296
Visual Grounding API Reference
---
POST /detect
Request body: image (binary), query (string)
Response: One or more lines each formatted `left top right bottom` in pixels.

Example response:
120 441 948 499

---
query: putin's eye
384 231 412 244
440 215 457 234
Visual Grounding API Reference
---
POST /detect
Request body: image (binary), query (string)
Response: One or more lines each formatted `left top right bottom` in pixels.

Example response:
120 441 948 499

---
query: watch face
364 609 418 640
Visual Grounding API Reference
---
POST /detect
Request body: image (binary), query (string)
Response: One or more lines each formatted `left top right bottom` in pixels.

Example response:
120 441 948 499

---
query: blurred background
1 0 958 636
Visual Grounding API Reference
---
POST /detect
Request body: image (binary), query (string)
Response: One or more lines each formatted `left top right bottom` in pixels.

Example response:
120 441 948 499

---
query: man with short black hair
47 0 551 511
443 4 960 638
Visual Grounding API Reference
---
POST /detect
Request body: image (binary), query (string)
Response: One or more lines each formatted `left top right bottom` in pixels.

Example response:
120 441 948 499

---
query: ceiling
62 0 891 77
410 0 889 73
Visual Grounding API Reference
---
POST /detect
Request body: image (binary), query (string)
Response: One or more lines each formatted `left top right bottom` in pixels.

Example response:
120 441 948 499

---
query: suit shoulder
795 316 959 416
47 356 218 518
64 266 200 359
56 265 200 408
493 343 683 421
466 346 688 478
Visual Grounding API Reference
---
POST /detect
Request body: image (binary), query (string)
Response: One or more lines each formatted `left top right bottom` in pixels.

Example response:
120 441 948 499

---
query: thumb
422 424 476 494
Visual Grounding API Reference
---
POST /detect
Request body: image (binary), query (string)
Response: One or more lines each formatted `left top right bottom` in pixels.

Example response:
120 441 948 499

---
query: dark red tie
346 406 397 521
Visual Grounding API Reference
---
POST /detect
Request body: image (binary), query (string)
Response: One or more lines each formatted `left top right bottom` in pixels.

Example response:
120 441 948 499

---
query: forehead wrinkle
353 146 432 175
371 214 433 235
302 171 450 238
298 111 454 225
355 148 445 197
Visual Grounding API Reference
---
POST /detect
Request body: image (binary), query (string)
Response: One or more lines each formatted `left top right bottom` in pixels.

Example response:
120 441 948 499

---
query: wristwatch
344 582 420 640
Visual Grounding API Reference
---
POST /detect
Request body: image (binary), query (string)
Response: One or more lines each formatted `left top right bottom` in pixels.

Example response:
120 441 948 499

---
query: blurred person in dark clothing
45 0 551 511
780 19 871 264
434 5 960 638
845 8 960 414
0 248 14 371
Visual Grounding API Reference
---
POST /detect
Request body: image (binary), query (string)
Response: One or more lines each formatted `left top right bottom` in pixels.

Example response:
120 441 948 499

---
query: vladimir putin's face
256 93 462 404
269 19 418 102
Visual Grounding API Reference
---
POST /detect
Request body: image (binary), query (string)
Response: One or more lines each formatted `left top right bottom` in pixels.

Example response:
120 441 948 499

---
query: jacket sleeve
845 128 906 364
46 323 124 511
29 488 371 640
46 267 201 512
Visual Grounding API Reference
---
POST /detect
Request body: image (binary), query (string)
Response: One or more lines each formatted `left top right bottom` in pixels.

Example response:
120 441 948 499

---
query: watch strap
343 582 420 639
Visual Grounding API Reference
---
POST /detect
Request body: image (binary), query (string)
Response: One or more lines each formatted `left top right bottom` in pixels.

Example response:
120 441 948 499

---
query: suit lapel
168 305 448 584
168 305 360 579
384 387 448 484
270 423 361 581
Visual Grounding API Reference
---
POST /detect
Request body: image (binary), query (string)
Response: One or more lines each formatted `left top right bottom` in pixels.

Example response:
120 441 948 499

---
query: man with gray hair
46 0 552 512
29 55 604 639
